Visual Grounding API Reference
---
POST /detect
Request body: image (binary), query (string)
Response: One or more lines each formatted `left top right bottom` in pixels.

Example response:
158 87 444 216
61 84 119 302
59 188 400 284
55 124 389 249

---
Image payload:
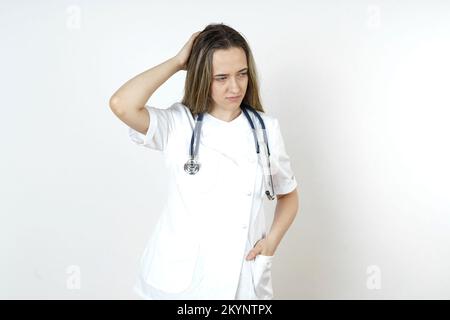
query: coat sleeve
270 118 298 195
128 104 177 151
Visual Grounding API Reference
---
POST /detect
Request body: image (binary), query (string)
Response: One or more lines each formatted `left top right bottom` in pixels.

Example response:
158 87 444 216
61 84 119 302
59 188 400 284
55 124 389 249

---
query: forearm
110 56 182 113
266 189 299 254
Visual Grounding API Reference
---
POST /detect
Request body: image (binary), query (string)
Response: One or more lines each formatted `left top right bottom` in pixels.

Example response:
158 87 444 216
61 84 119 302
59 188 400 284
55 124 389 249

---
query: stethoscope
184 102 276 200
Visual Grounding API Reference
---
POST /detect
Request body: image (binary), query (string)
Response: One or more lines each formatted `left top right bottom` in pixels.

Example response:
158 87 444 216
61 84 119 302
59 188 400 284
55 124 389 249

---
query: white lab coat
128 102 297 300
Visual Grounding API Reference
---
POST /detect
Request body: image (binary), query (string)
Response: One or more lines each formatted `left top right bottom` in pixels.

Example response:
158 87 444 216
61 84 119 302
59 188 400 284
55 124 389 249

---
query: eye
215 72 248 82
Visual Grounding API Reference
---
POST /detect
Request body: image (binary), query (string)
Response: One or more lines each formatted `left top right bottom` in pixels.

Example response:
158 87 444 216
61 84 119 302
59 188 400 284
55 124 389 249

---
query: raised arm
109 31 201 135
109 57 182 135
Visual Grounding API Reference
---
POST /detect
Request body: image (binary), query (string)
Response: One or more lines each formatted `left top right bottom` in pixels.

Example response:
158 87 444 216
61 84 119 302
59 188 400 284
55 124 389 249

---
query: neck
208 107 242 122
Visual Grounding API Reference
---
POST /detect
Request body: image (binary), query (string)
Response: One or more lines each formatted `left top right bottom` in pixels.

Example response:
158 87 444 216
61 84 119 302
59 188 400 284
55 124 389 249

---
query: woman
110 23 299 300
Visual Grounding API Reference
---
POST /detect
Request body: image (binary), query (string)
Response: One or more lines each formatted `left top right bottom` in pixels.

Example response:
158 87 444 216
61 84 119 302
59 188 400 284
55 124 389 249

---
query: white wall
1 0 449 299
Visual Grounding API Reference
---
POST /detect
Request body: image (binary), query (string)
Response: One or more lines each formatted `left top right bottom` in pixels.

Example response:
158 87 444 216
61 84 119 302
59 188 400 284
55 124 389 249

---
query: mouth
226 95 241 101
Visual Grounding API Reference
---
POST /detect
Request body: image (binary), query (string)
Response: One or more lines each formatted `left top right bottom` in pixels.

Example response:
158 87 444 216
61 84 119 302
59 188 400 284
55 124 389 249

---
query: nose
228 76 241 93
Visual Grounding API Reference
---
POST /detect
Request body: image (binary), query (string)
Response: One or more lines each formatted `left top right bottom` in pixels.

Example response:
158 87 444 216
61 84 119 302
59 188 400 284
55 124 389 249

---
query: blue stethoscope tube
184 102 276 200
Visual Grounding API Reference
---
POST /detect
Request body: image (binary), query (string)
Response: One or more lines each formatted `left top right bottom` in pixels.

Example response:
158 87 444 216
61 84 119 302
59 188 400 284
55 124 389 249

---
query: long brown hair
181 23 265 116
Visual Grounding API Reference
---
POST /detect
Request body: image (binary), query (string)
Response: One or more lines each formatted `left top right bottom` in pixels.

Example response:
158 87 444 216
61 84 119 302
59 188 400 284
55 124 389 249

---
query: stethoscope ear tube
243 104 275 200
257 139 276 200
184 112 203 175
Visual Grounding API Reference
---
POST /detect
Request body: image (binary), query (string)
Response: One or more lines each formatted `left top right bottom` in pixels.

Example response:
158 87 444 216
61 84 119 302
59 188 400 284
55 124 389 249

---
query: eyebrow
214 68 248 77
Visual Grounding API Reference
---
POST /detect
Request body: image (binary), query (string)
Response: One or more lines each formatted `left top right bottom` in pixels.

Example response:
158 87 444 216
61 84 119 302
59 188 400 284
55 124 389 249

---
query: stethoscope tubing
186 102 275 200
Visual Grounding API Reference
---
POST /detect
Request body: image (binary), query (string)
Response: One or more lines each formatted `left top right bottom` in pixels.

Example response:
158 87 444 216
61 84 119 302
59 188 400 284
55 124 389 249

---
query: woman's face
210 47 249 112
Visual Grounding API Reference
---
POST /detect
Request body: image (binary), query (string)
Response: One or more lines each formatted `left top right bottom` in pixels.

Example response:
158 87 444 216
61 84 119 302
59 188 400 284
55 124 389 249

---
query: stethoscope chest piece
184 158 200 175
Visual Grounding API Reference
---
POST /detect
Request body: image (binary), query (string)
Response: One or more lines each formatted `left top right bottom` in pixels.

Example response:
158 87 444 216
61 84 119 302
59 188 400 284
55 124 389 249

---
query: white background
1 0 449 299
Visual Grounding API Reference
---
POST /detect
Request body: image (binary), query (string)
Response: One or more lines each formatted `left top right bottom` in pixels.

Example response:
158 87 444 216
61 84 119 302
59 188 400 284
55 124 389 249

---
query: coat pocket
251 254 274 299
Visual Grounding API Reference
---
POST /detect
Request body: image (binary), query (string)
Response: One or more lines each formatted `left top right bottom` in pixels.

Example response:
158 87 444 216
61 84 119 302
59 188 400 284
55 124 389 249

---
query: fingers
246 238 264 260
191 31 201 40
246 248 260 261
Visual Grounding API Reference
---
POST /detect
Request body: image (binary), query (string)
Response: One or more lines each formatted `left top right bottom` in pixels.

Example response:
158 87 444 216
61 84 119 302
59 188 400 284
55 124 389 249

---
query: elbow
109 95 121 112
109 95 145 116
109 95 127 117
